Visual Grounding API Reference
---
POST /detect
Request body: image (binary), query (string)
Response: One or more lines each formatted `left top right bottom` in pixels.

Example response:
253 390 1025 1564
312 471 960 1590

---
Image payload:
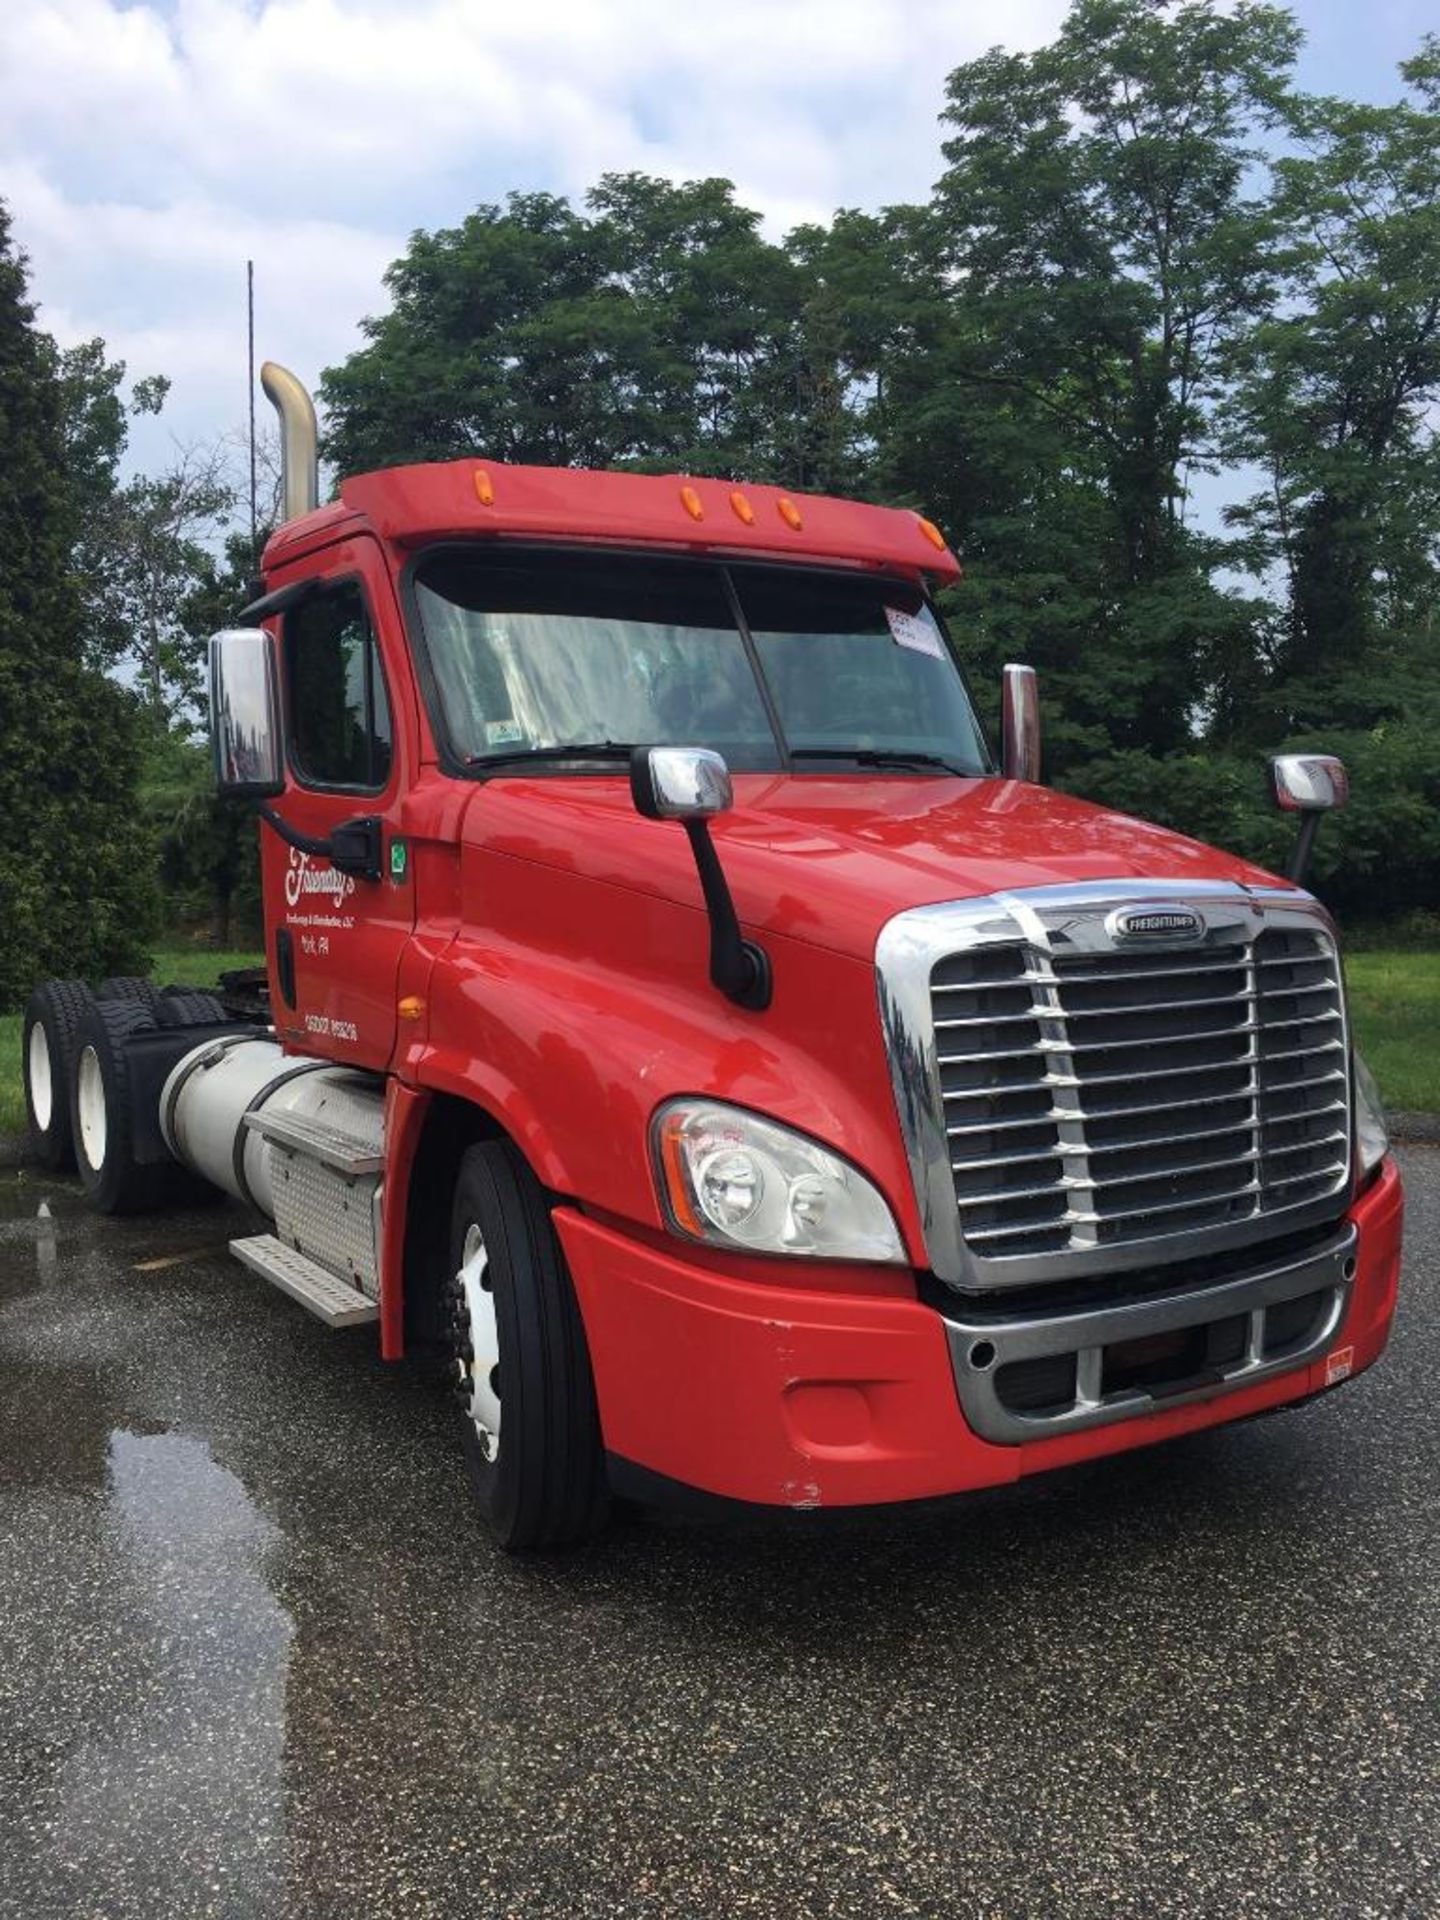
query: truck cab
30 366 1404 1550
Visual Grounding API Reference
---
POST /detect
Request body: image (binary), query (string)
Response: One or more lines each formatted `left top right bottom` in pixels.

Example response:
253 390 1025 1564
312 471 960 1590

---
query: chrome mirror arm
629 747 772 1012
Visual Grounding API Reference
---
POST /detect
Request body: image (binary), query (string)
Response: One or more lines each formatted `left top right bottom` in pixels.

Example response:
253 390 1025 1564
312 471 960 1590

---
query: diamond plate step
230 1233 379 1327
243 1107 384 1177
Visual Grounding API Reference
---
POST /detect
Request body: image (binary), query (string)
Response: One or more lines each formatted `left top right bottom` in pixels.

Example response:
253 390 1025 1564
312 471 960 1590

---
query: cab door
262 538 415 1071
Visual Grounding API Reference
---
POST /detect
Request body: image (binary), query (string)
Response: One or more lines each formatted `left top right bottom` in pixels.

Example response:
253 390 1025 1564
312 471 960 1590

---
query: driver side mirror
209 625 382 882
210 628 284 798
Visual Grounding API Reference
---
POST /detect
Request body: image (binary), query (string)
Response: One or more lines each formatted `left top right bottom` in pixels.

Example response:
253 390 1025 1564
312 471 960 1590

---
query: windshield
411 548 991 776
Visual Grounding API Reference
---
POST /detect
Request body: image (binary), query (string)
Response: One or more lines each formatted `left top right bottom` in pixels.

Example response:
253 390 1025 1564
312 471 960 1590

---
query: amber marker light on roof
473 470 495 506
680 485 705 521
917 516 947 551
777 497 803 531
729 490 755 525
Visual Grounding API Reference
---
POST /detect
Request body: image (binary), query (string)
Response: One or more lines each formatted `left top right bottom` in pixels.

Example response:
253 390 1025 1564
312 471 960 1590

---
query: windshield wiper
464 740 636 773
788 746 973 776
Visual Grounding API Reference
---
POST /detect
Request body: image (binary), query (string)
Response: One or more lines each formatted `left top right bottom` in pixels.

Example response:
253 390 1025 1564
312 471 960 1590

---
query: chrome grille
933 925 1350 1263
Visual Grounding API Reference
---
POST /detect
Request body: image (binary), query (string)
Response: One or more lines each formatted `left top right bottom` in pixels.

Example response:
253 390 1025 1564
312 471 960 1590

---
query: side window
284 583 392 790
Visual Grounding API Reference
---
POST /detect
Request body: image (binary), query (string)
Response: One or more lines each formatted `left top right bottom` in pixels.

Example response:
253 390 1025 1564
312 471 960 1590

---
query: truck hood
467 773 1284 964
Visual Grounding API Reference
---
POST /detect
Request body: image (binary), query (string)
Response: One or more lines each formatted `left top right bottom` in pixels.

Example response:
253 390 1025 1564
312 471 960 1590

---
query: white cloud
2 0 1070 464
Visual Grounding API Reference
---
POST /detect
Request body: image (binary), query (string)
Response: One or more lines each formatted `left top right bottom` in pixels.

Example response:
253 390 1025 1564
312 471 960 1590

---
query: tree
320 175 835 487
901 0 1300 772
1223 37 1440 737
139 714 262 950
109 440 237 718
0 203 156 1006
153 525 270 945
47 335 238 724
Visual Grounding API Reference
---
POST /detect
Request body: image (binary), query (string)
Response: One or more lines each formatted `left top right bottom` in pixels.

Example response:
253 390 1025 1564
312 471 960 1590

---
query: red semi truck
22 363 1404 1549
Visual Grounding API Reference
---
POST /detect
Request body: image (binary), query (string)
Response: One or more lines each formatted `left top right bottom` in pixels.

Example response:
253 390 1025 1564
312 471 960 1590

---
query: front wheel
446 1141 608 1551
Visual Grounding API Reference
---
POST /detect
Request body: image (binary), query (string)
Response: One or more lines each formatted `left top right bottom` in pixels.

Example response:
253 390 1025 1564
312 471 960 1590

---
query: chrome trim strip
942 1223 1357 1443
875 879 1353 1290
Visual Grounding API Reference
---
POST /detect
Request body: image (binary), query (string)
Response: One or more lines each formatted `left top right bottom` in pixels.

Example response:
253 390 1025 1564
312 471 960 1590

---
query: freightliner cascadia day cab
21 363 1404 1550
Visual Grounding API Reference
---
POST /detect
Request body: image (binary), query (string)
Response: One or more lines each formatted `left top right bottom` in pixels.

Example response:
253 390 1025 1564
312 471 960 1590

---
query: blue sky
2 0 1433 480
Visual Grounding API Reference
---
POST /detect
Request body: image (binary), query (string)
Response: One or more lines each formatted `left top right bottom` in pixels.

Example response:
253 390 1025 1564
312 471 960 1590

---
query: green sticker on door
390 838 409 883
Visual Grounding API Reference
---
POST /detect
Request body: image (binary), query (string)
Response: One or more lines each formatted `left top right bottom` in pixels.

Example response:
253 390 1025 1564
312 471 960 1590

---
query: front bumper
556 1155 1404 1511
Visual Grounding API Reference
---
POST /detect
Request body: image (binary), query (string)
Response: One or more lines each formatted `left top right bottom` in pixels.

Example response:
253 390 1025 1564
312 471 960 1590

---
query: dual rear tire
24 983 168 1209
22 980 96 1171
23 977 228 1180
70 998 181 1214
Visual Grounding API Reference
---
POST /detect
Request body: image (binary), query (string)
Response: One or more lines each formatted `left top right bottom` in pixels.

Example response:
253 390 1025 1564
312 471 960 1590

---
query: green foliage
907 0 1301 772
1223 36 1440 734
44 330 235 722
0 206 157 1009
1342 950 1440 1114
321 175 852 488
140 526 266 941
139 722 262 948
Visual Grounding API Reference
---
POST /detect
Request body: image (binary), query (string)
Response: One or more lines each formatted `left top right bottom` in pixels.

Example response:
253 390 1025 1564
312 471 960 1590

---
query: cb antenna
246 259 258 567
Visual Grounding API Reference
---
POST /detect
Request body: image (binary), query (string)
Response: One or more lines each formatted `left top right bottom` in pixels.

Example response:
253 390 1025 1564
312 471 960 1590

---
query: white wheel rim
28 1023 53 1132
77 1045 107 1171
457 1223 502 1461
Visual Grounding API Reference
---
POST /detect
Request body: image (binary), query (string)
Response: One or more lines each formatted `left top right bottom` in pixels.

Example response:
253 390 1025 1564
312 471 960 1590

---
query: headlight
653 1100 907 1265
1354 1051 1389 1178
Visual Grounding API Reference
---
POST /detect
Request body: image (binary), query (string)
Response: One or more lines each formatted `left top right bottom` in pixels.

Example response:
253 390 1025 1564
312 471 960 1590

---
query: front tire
447 1141 608 1551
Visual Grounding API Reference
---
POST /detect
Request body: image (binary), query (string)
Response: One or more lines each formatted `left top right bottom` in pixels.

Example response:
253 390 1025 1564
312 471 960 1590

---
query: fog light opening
968 1339 997 1372
1343 1255 1357 1282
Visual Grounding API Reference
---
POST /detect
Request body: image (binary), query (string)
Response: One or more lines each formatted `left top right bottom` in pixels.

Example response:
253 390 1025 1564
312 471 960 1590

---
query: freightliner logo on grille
1105 906 1207 943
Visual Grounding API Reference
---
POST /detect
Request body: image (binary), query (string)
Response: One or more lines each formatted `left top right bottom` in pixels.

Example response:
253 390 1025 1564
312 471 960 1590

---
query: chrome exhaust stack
260 360 319 523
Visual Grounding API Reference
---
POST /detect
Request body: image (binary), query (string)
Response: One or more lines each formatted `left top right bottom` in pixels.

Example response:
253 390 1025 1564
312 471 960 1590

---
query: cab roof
262 458 962 585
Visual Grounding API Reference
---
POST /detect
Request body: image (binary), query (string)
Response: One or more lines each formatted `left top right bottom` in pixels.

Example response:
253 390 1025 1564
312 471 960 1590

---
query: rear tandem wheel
69 998 177 1214
21 979 97 1170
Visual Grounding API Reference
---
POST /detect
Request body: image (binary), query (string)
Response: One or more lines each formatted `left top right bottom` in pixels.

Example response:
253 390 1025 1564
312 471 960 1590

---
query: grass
0 950 261 1137
0 1018 18 1137
2 943 1437 1142
1344 950 1440 1116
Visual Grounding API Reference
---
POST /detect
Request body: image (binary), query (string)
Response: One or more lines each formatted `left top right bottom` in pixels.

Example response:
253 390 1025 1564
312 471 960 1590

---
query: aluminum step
242 1107 384 1177
230 1233 379 1327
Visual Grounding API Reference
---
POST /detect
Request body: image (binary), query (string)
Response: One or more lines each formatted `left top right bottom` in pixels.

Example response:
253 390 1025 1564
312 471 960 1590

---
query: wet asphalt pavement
0 1152 1436 1920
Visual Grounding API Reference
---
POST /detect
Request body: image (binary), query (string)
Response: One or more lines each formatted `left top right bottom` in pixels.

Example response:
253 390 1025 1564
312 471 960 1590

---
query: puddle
0 1170 86 1225
55 1431 295 1916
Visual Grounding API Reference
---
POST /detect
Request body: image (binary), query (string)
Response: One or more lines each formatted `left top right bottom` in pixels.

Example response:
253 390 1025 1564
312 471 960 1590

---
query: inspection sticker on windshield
885 605 946 660
486 719 526 746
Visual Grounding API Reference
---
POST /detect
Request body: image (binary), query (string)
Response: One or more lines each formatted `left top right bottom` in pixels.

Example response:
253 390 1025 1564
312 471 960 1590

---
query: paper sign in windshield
885 605 946 660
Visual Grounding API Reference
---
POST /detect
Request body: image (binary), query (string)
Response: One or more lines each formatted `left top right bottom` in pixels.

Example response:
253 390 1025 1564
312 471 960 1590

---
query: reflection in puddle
58 1432 294 1916
35 1201 56 1281
0 1193 63 1288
